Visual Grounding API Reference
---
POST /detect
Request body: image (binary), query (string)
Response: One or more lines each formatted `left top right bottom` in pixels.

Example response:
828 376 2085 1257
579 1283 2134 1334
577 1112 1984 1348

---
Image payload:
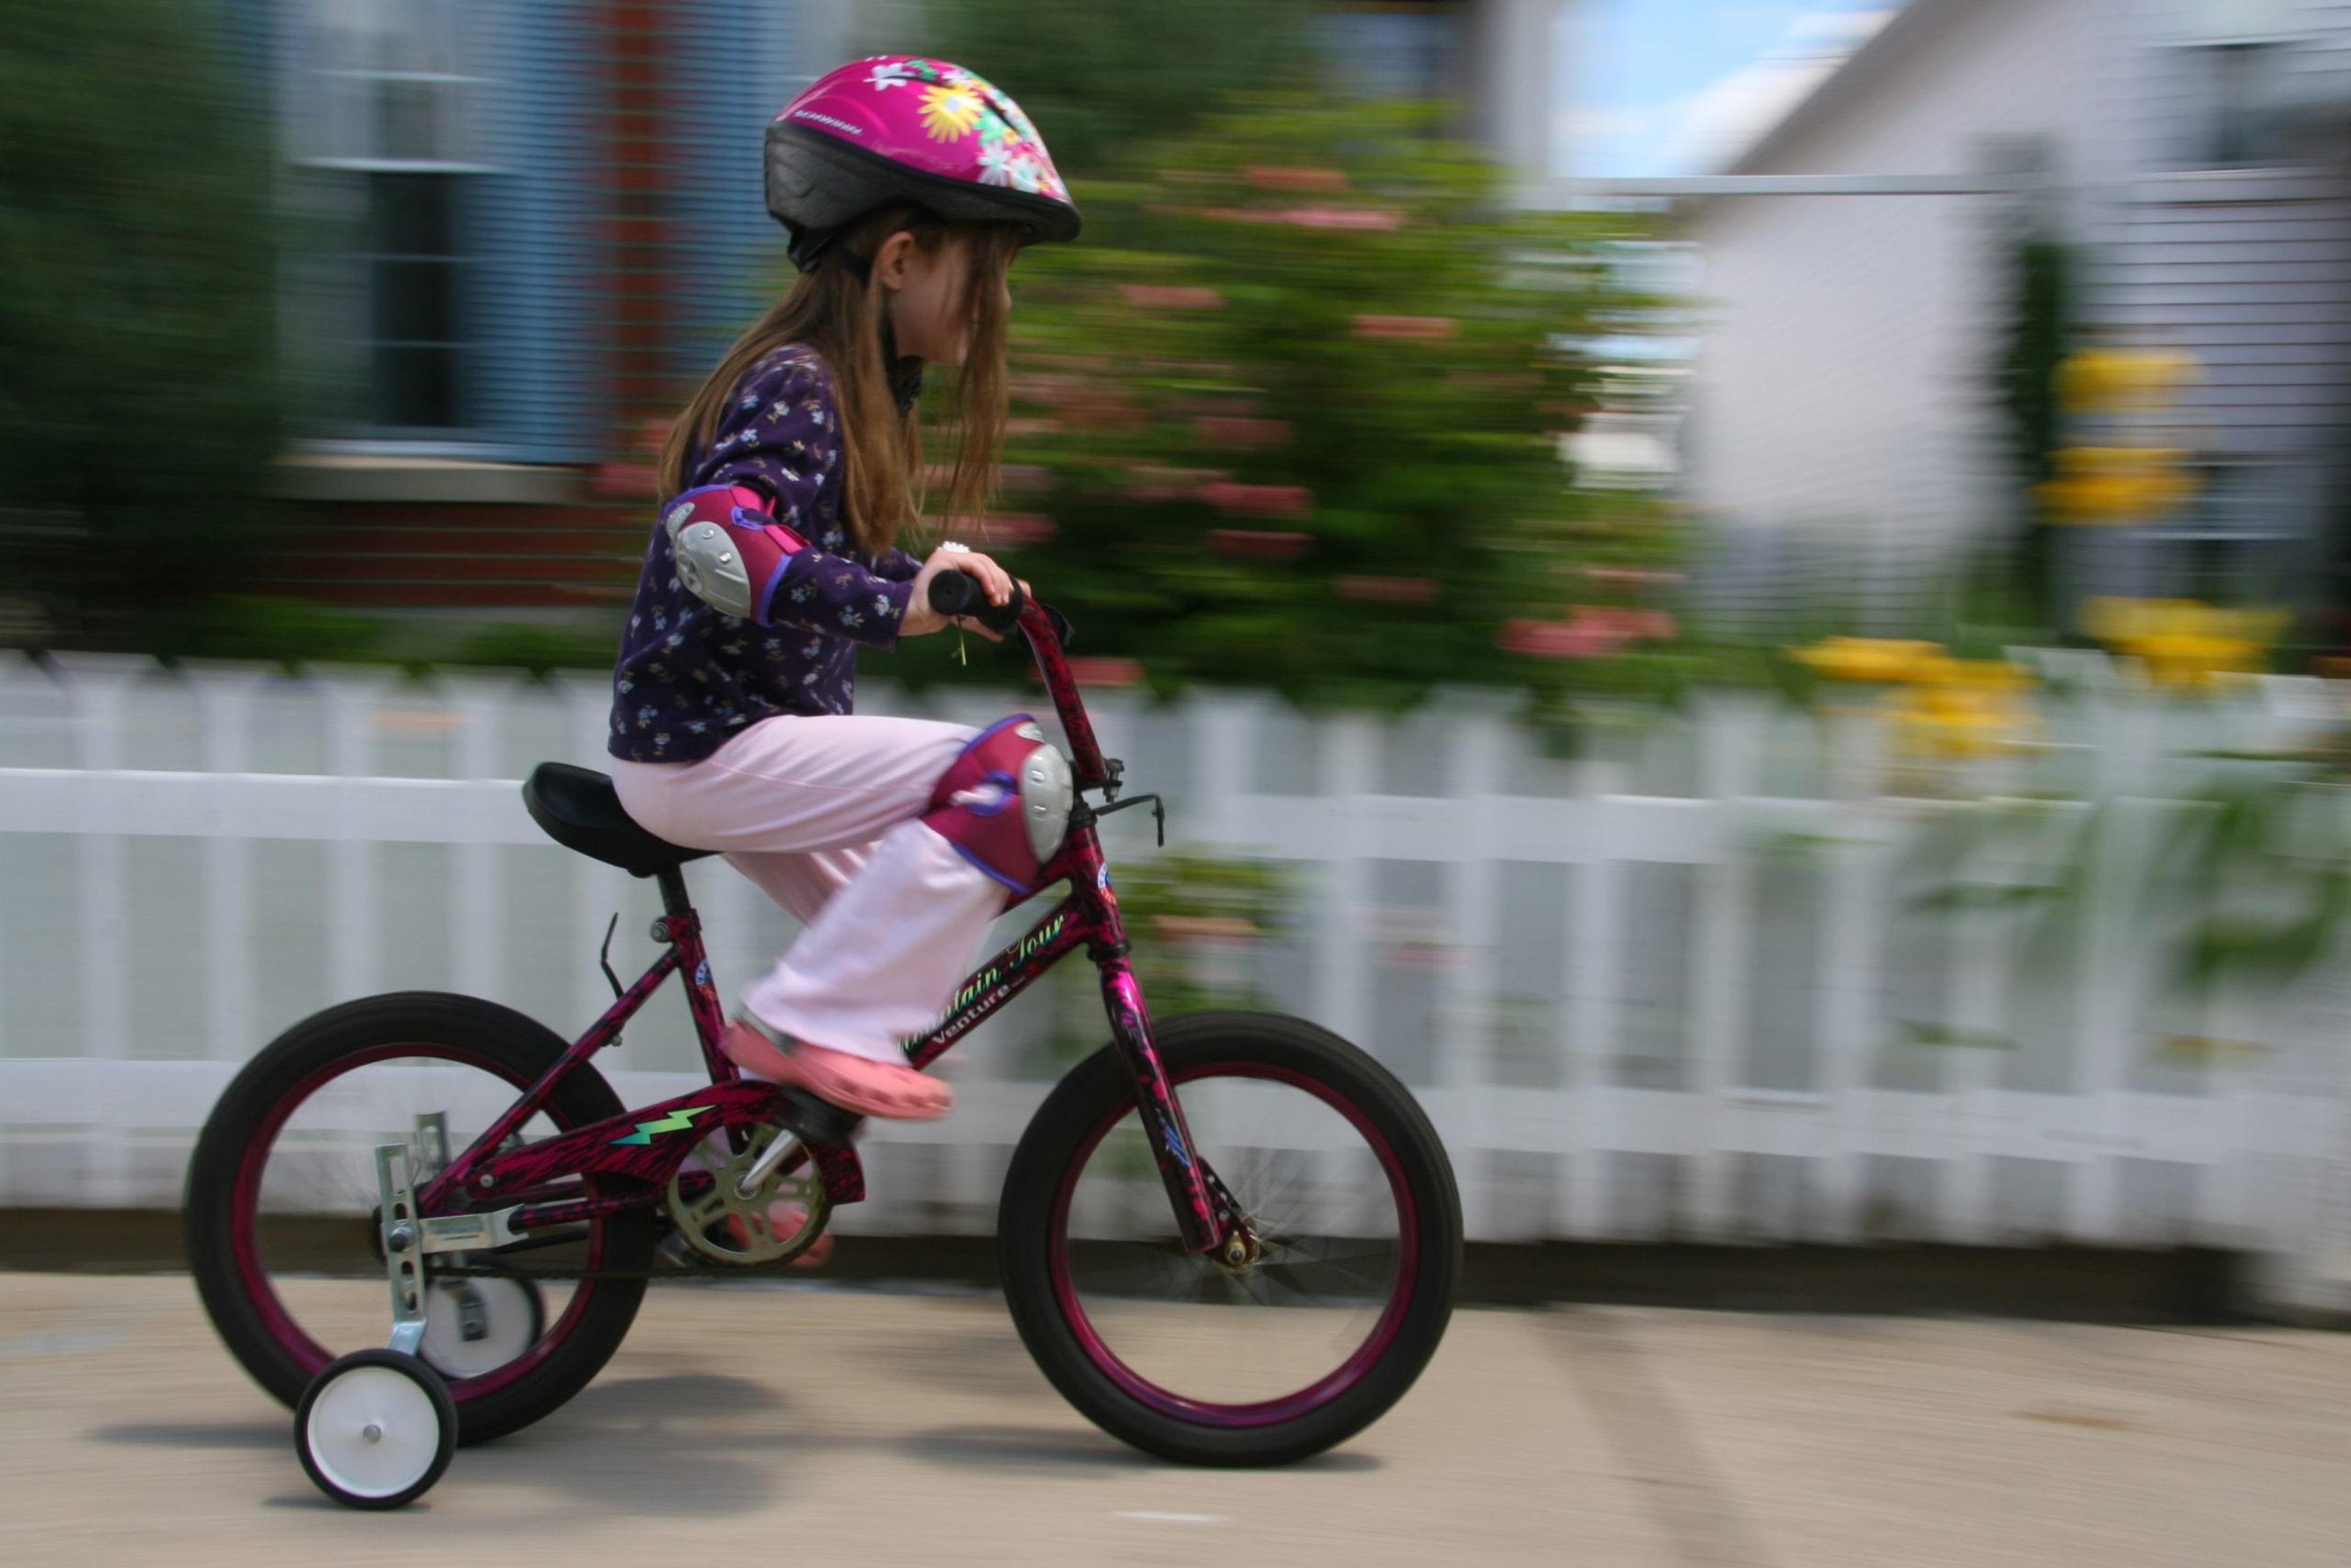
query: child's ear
872 230 917 289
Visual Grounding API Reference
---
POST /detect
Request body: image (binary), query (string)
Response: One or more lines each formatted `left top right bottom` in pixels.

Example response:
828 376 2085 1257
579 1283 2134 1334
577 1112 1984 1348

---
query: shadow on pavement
897 1422 1384 1474
91 1420 285 1449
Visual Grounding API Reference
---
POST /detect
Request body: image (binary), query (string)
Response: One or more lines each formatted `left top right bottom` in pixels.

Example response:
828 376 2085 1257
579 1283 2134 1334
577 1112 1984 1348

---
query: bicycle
182 576 1462 1508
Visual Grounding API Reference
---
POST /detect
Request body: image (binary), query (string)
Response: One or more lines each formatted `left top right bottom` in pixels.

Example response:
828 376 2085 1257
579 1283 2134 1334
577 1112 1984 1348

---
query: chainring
664 1123 831 1266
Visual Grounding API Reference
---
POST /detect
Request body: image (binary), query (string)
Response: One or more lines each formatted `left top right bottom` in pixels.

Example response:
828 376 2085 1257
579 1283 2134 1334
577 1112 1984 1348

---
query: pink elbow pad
661 484 810 623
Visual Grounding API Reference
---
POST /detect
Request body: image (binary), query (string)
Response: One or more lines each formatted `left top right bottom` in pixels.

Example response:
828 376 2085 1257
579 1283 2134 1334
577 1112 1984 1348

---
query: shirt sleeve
688 348 912 648
872 547 925 583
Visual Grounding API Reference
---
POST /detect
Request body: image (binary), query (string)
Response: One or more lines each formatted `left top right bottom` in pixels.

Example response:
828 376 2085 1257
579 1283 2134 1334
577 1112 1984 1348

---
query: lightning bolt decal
610 1105 714 1146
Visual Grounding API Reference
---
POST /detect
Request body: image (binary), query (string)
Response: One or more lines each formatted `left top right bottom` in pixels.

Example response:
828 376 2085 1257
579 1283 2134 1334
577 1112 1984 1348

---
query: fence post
449 673 507 1004
1687 696 1763 1239
193 666 256 1063
66 657 137 1203
1314 713 1379 1064
321 669 390 1003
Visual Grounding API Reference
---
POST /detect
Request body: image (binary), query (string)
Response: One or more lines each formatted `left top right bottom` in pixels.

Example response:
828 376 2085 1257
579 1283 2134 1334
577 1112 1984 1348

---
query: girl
607 57 1079 1129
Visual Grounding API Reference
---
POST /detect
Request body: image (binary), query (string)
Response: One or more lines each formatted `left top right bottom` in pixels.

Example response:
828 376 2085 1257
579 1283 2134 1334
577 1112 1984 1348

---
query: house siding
1685 0 2351 612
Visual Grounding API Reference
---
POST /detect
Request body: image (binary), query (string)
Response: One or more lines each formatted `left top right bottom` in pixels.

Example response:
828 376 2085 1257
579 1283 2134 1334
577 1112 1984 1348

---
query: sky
1565 0 1903 179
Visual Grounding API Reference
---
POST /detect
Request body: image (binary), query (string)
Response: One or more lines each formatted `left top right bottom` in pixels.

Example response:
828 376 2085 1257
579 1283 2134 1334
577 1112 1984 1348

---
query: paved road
4 1271 2347 1566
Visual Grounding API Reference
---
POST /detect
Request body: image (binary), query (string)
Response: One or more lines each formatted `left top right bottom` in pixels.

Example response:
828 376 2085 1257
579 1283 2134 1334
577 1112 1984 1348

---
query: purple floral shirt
609 344 920 763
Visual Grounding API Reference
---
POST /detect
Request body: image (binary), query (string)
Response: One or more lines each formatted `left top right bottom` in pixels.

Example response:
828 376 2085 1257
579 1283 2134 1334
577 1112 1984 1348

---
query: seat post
654 866 695 921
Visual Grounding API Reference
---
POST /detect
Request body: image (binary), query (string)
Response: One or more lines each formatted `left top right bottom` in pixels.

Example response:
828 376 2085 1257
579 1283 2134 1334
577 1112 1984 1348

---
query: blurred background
6 0 2351 1322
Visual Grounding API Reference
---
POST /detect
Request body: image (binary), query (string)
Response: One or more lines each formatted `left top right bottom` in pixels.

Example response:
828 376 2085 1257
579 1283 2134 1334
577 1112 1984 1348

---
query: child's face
879 233 1008 367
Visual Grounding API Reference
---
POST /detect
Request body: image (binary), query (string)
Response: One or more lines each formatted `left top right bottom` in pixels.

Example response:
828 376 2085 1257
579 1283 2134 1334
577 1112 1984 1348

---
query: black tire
999 1011 1461 1466
186 992 656 1446
295 1349 457 1509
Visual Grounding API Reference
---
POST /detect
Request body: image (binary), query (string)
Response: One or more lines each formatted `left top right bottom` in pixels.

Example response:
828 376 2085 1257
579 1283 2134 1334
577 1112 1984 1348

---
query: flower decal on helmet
919 81 987 141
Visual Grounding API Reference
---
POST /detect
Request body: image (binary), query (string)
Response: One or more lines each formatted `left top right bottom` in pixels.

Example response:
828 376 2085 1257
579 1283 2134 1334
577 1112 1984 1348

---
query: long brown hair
658 206 1018 557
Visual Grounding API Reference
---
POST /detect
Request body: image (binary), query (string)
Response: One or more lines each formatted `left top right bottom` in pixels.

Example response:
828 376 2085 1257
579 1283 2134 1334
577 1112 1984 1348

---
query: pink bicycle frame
414 598 1234 1258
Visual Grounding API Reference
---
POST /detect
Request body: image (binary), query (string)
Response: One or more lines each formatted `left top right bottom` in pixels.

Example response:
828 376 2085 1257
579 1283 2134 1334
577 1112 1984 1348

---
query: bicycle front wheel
999 1011 1461 1466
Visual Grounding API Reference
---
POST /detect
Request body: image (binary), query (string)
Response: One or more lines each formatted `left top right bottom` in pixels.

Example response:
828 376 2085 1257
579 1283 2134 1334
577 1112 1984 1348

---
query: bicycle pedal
773 1087 860 1146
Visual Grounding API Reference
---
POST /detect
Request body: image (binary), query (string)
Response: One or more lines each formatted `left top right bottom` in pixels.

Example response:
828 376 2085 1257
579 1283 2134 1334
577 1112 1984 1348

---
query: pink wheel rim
227 1043 614 1401
1045 1061 1420 1428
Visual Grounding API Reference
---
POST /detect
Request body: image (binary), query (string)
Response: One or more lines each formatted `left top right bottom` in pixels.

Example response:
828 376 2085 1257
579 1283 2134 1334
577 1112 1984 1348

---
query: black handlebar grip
926 569 1027 635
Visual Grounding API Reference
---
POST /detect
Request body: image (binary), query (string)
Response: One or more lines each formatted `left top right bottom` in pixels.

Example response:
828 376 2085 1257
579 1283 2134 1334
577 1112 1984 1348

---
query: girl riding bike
609 58 1078 1134
186 58 1459 1507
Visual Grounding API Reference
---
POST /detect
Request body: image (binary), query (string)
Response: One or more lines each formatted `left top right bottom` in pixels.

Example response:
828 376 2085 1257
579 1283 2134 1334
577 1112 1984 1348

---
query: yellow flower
2082 598 2287 688
2057 347 2199 414
918 83 985 141
2037 446 2199 523
1883 682 2038 759
1791 637 1943 684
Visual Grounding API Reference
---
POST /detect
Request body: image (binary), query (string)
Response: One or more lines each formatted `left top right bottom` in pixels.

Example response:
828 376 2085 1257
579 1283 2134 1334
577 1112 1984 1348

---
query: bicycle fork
1096 953 1250 1264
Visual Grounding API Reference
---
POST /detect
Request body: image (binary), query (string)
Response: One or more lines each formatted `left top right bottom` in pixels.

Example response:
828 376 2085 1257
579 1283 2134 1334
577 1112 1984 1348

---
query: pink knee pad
922 716 1074 893
662 483 809 623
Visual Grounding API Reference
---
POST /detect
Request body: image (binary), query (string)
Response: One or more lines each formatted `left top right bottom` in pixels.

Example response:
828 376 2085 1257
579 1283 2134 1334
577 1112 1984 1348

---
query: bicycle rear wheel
184 992 656 1445
999 1011 1460 1466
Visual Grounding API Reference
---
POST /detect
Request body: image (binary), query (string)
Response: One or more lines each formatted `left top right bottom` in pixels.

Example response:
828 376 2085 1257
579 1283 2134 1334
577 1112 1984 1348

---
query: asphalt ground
3 1270 2346 1566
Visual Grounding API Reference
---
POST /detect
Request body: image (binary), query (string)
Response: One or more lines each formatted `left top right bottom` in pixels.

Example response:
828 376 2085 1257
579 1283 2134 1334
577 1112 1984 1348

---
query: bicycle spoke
1054 1065 1410 1410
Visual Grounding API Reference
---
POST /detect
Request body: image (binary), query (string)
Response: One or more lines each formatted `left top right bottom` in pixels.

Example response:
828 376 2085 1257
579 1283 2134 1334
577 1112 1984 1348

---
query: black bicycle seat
521 763 713 879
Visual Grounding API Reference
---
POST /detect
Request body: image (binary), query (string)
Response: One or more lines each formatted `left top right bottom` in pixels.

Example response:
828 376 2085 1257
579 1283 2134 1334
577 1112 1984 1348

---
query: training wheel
421 1272 545 1382
295 1348 456 1509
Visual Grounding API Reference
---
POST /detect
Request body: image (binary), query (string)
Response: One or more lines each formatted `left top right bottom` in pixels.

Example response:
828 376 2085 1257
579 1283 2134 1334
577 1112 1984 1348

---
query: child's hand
904 546 1017 638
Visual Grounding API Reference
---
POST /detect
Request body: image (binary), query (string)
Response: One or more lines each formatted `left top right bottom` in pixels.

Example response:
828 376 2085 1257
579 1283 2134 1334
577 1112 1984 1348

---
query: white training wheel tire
295 1349 457 1509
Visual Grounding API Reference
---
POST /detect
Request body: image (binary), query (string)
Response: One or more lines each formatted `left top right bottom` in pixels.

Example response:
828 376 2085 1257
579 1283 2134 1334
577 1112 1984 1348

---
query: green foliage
1992 238 2073 628
447 621 619 679
907 97 1679 717
1900 737 2351 1054
0 0 283 645
157 596 388 670
911 0 1316 176
1023 848 1289 1074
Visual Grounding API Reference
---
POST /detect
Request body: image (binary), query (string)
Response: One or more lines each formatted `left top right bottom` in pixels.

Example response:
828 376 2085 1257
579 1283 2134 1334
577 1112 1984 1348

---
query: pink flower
1193 415 1292 449
1200 205 1404 231
1245 165 1350 192
982 514 1057 547
1202 482 1312 518
1500 619 1613 659
1335 576 1439 604
1351 315 1457 341
1581 567 1687 588
1118 283 1224 310
1127 465 1227 502
1277 206 1403 230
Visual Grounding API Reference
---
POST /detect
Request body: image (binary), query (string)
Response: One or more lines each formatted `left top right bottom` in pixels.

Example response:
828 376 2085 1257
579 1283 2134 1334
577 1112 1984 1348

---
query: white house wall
1685 0 2104 586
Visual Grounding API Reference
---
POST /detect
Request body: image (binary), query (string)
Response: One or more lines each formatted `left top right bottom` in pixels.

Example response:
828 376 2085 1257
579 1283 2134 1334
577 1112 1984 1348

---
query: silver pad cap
669 518 756 620
1019 744 1074 861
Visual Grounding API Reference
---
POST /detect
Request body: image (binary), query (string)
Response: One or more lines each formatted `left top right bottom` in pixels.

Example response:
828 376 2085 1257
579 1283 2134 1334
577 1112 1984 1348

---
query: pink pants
610 715 1002 1063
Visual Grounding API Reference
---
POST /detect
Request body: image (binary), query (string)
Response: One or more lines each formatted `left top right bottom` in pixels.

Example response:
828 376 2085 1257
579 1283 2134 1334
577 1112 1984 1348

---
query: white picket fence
3 652 2349 1309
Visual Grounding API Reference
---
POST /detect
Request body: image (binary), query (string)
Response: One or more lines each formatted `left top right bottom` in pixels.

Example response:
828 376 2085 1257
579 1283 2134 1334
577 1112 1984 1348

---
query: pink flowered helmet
766 56 1080 272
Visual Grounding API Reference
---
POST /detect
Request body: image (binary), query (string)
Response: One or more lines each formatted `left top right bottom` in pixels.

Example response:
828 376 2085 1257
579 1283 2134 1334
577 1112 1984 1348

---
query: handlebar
924 569 1027 634
922 569 1111 792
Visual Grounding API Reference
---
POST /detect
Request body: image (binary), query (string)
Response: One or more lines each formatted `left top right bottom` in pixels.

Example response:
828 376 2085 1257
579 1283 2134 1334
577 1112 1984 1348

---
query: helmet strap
879 312 925 416
792 230 925 414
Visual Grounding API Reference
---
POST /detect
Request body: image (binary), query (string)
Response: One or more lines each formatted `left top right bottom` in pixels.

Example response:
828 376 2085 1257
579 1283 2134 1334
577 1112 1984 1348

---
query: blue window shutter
472 2 599 463
668 0 810 388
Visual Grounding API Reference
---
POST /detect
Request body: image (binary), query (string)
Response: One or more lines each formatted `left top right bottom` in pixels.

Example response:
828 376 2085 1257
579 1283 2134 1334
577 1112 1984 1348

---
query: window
2185 39 2298 167
285 0 492 437
2167 0 2308 169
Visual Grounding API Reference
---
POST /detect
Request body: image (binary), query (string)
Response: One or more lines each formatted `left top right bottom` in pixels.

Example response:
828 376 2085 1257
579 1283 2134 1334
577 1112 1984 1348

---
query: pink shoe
721 1021 953 1121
